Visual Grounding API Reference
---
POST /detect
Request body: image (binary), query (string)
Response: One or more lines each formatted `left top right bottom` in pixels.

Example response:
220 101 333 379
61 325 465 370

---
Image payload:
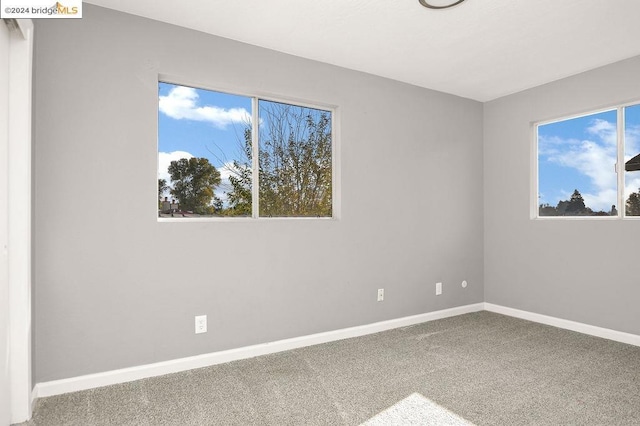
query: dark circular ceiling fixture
419 0 467 9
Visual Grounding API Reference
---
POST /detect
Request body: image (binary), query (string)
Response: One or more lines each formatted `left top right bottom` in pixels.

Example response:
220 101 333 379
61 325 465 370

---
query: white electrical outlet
461 280 468 288
377 288 384 302
436 282 442 296
195 315 207 334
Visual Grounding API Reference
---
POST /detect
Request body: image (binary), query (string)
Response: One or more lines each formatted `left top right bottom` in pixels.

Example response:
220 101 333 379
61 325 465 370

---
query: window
536 103 640 218
158 82 334 219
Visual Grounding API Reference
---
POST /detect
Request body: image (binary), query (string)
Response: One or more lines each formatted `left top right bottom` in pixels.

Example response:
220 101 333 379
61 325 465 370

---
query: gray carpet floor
17 311 640 425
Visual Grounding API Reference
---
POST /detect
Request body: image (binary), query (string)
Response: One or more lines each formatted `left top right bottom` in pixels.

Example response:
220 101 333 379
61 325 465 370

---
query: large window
158 82 334 219
536 103 640 218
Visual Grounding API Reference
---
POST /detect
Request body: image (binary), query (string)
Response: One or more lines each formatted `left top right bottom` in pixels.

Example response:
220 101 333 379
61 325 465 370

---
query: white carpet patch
361 393 475 426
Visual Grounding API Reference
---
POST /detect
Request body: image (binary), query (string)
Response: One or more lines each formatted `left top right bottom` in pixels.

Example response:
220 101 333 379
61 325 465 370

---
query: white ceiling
85 0 640 102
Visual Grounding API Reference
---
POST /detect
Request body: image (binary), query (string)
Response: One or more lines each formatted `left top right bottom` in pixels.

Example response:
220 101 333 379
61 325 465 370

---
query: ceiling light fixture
418 0 467 9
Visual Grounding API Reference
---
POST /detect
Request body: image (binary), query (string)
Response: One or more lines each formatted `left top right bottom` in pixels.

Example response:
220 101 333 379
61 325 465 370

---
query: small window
158 82 334 219
536 103 640 218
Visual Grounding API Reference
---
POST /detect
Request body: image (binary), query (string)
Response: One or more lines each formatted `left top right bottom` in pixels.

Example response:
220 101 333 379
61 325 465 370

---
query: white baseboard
485 303 640 347
35 303 484 398
33 302 640 400
30 384 38 408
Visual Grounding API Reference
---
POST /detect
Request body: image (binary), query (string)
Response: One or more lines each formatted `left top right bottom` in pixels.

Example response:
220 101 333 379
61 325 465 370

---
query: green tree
158 179 169 201
626 188 640 216
556 200 569 215
225 128 253 216
168 157 221 215
539 203 557 216
226 103 332 217
565 189 586 215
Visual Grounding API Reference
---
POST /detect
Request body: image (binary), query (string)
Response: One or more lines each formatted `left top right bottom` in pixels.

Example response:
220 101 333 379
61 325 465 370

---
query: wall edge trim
485 303 640 347
35 302 484 398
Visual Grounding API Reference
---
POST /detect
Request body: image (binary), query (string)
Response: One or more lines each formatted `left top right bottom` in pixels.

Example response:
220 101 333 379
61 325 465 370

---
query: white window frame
157 76 340 222
532 100 640 220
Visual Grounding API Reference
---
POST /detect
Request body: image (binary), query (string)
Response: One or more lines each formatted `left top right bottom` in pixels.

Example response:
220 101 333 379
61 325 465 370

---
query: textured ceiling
85 0 640 101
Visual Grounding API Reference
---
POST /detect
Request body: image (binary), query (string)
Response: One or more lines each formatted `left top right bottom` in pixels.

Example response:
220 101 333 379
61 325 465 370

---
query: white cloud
624 124 640 161
538 135 578 157
582 189 617 214
586 118 617 146
159 86 250 129
625 174 640 201
549 139 617 192
623 124 640 211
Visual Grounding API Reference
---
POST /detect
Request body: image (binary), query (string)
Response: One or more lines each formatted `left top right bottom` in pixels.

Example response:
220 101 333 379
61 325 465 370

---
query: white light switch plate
195 315 207 334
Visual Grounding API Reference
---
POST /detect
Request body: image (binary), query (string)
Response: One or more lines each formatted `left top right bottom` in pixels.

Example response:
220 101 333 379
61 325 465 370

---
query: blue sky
158 82 332 207
158 82 252 203
538 105 640 212
160 82 640 213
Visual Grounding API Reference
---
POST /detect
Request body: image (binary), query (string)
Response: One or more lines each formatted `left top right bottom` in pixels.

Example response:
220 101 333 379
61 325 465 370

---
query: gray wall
484 56 640 335
34 5 484 382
